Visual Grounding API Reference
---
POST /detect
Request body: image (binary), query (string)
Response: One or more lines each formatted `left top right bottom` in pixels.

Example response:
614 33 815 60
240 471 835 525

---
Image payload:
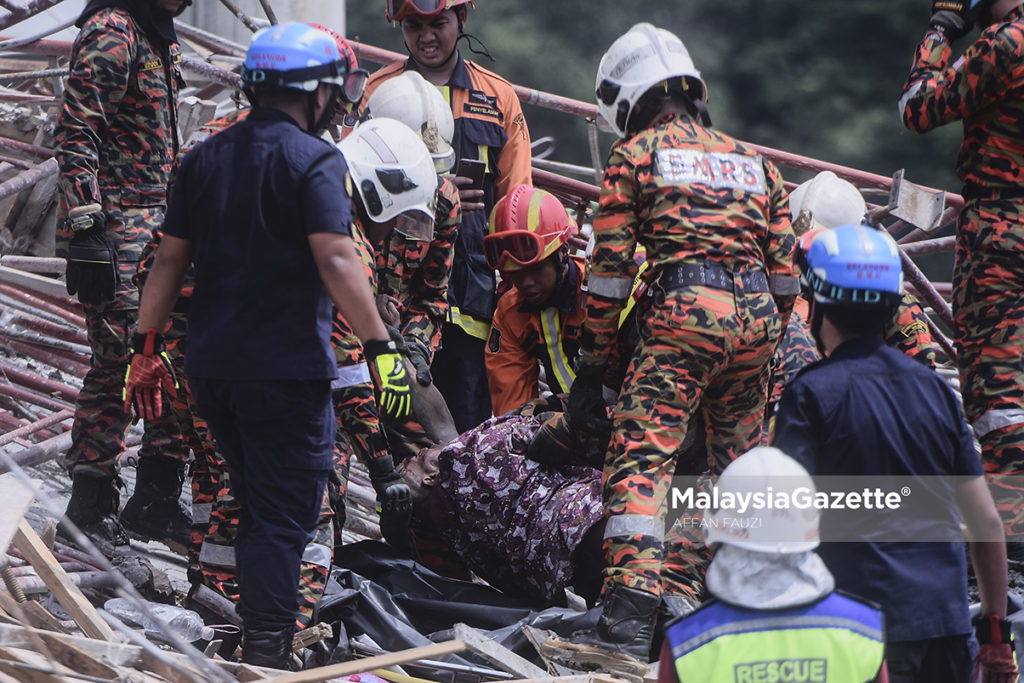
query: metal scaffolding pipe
180 54 242 90
0 157 57 201
4 339 90 377
0 429 72 474
0 284 84 328
0 379 72 412
0 360 79 402
174 21 245 57
0 409 71 448
900 236 956 257
0 255 64 273
6 309 87 346
0 0 66 32
216 0 264 32
900 251 954 331
0 135 52 160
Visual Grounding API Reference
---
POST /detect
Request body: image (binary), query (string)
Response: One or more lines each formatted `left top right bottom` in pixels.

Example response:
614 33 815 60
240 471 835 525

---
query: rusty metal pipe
0 409 71 448
3 339 90 377
0 157 58 201
900 251 954 331
0 361 80 402
0 283 84 328
899 236 956 257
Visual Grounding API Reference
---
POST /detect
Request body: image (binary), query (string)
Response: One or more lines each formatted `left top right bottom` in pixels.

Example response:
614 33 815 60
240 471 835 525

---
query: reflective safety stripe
449 306 491 340
192 503 212 526
541 307 575 393
604 513 664 540
302 542 332 569
199 541 236 568
331 362 371 390
617 262 650 329
973 408 1024 439
588 274 632 300
199 541 331 570
672 614 882 660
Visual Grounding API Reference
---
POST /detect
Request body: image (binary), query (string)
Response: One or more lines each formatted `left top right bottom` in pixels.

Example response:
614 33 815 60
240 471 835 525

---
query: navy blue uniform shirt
773 334 982 642
162 107 352 380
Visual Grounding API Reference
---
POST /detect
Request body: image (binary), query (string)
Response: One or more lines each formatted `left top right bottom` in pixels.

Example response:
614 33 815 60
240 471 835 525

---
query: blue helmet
241 22 348 93
800 223 903 309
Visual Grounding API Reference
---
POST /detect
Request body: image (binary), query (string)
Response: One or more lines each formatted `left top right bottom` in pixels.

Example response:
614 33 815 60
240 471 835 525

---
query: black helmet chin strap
455 12 494 62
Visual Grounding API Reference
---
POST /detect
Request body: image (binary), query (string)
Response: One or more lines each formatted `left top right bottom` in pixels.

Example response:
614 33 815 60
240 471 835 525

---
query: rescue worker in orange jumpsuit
484 185 585 416
565 23 798 664
366 0 533 432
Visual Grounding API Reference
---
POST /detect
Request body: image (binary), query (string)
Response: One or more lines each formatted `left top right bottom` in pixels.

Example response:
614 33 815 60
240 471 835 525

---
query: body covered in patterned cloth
398 413 605 605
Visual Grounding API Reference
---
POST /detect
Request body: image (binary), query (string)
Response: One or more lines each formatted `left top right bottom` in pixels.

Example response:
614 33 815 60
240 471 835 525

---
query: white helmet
364 71 456 174
338 117 438 241
595 22 707 138
788 171 867 235
705 447 820 554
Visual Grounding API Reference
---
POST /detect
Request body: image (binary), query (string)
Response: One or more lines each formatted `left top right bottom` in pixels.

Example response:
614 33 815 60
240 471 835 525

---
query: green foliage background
346 0 967 277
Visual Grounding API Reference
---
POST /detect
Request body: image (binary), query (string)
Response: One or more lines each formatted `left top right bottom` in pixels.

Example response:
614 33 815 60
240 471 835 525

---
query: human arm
768 378 822 474
54 22 133 214
957 476 1007 616
399 179 460 358
898 23 1015 133
485 302 540 416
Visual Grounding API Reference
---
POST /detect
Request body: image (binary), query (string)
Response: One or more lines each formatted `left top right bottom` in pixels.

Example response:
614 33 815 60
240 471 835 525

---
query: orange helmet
386 0 474 23
485 185 577 272
309 24 369 106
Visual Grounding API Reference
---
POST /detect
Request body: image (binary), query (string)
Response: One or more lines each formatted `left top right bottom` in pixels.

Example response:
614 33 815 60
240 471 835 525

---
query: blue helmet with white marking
799 223 903 309
241 22 348 93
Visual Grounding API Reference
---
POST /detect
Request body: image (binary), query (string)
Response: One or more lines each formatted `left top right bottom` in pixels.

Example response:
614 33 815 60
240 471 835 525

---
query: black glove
65 205 117 305
568 363 612 436
929 0 973 41
368 454 412 551
403 336 433 387
525 412 575 466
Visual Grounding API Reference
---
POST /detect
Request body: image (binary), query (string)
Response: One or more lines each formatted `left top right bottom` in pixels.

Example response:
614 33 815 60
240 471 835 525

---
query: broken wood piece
292 622 332 651
33 630 118 680
531 631 648 683
263 639 467 683
0 645 63 683
12 519 114 641
452 622 548 679
17 602 68 634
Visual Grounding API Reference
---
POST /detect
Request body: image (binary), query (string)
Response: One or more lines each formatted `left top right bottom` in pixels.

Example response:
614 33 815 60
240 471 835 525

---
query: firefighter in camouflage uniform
54 0 192 557
900 0 1024 544
361 71 461 463
565 24 799 664
331 117 440 549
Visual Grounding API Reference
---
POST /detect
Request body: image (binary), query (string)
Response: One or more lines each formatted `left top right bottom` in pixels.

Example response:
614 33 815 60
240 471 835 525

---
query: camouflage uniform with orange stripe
55 6 188 479
375 176 460 460
580 114 796 598
900 9 1024 537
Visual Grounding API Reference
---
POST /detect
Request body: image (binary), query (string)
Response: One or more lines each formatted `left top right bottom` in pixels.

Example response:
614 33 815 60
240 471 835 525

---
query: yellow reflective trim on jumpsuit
541 307 576 392
449 306 491 340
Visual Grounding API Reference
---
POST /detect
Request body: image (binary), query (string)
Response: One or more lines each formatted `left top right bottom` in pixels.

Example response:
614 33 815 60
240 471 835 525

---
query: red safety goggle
484 231 552 271
386 0 446 21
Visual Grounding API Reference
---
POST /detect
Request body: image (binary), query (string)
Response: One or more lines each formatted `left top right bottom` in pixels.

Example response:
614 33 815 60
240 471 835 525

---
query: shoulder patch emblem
487 326 502 353
900 319 928 339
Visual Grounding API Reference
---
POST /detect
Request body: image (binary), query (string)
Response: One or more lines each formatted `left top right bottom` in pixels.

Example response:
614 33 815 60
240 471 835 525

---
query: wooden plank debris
452 622 548 680
11 519 115 641
263 640 467 683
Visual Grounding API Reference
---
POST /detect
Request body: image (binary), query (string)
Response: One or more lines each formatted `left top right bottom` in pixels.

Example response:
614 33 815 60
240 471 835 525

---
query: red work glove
973 613 1017 683
123 328 178 422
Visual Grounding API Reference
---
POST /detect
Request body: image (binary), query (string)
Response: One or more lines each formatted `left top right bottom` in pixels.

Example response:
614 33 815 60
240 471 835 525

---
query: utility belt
961 184 1024 202
658 262 770 295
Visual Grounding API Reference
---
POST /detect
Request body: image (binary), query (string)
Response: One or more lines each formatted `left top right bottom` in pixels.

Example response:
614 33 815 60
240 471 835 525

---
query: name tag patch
657 149 767 194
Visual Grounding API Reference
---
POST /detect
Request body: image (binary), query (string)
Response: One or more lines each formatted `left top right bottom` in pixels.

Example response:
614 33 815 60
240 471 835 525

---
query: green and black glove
365 338 412 421
65 204 118 306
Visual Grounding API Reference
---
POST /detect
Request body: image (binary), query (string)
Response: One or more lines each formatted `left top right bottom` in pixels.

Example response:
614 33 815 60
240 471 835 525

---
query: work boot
120 456 192 554
59 473 130 558
572 583 662 661
242 626 295 670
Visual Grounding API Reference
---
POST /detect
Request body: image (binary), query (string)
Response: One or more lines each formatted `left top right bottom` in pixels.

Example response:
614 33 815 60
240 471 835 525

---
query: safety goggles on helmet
386 0 444 21
484 230 557 271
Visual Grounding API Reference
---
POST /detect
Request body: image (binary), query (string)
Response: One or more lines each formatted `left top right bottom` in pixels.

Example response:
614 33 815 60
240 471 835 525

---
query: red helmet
485 185 577 272
386 0 474 23
308 24 369 106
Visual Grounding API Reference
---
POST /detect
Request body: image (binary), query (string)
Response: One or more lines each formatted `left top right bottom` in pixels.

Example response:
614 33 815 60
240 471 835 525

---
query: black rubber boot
120 456 192 554
242 626 295 670
60 473 130 558
571 583 662 662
